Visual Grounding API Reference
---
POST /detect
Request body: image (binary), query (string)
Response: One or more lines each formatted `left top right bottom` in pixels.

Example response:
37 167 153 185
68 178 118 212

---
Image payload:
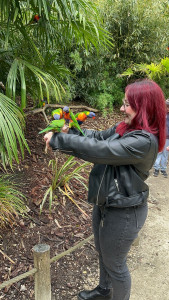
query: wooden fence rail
0 234 94 300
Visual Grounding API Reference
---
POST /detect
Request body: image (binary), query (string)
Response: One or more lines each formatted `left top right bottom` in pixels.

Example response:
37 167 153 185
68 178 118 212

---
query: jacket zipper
96 165 107 205
114 179 119 191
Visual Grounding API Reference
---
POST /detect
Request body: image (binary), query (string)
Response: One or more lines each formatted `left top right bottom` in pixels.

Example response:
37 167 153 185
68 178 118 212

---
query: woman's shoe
77 286 113 300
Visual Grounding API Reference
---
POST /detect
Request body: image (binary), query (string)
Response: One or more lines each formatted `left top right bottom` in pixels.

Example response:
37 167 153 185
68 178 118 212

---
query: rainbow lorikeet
51 108 63 120
67 108 85 136
41 99 46 107
69 120 85 135
62 106 71 123
39 119 66 134
54 106 85 136
28 14 40 26
39 115 85 136
33 15 40 23
75 111 95 125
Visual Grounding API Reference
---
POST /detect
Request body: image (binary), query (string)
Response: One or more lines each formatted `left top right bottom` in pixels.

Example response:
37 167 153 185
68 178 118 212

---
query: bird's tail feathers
39 127 51 134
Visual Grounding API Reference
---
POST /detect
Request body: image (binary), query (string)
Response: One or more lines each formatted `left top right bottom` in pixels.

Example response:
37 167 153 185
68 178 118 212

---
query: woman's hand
166 146 169 151
61 124 69 133
44 132 54 149
44 126 69 149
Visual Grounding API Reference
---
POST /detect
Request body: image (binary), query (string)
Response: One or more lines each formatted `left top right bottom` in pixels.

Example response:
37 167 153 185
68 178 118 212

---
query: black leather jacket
49 125 158 208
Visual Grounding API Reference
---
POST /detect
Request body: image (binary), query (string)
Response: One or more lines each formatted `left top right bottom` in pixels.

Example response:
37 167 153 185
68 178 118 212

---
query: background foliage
60 0 169 110
1 0 169 223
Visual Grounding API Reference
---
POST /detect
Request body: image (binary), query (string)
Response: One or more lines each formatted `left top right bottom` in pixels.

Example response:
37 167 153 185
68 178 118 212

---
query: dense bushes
65 49 125 111
60 0 169 109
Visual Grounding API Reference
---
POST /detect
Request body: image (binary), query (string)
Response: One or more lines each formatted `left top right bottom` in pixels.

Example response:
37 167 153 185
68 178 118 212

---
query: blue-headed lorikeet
75 111 95 125
51 108 63 120
62 106 71 123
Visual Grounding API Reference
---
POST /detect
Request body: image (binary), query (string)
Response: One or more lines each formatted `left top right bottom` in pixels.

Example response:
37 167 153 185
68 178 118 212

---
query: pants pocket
134 204 148 230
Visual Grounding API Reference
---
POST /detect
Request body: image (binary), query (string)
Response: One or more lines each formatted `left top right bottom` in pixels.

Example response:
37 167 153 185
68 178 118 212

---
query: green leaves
103 0 169 64
6 58 65 108
0 0 113 111
0 93 30 168
161 57 169 73
120 57 169 96
121 58 169 80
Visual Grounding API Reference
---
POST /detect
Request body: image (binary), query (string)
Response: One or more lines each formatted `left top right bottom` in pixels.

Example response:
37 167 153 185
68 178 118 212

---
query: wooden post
33 244 51 300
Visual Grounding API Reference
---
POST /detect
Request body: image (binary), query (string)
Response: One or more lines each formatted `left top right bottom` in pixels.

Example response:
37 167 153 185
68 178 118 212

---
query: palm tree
0 0 112 108
0 0 112 166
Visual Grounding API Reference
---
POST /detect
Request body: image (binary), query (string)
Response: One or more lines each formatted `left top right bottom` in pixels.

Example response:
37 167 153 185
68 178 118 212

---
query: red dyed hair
116 79 166 152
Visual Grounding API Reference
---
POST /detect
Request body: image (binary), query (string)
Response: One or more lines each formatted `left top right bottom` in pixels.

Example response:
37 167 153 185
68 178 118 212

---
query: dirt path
128 167 169 300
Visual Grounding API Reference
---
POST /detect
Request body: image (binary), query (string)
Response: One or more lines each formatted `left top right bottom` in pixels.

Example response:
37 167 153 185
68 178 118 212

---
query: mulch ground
0 105 123 300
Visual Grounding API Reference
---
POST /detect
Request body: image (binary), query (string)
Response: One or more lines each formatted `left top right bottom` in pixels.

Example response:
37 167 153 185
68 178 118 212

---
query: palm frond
6 58 65 106
1 0 113 51
0 93 30 168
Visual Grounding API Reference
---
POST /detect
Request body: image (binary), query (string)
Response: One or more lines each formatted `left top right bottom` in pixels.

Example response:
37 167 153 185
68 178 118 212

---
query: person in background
44 79 166 300
153 99 169 178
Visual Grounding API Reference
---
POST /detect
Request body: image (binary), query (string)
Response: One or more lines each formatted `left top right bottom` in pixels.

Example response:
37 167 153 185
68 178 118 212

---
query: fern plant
40 156 91 215
121 57 169 96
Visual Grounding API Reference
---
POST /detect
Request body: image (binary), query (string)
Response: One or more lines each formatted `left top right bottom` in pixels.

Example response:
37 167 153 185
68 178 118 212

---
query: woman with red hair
44 79 166 300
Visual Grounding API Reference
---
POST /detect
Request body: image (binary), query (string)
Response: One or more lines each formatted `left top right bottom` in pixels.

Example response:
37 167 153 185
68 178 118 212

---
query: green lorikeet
69 110 85 136
39 119 66 134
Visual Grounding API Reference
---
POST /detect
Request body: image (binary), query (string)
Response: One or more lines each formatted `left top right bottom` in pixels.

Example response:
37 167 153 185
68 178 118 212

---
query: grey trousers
92 203 148 300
